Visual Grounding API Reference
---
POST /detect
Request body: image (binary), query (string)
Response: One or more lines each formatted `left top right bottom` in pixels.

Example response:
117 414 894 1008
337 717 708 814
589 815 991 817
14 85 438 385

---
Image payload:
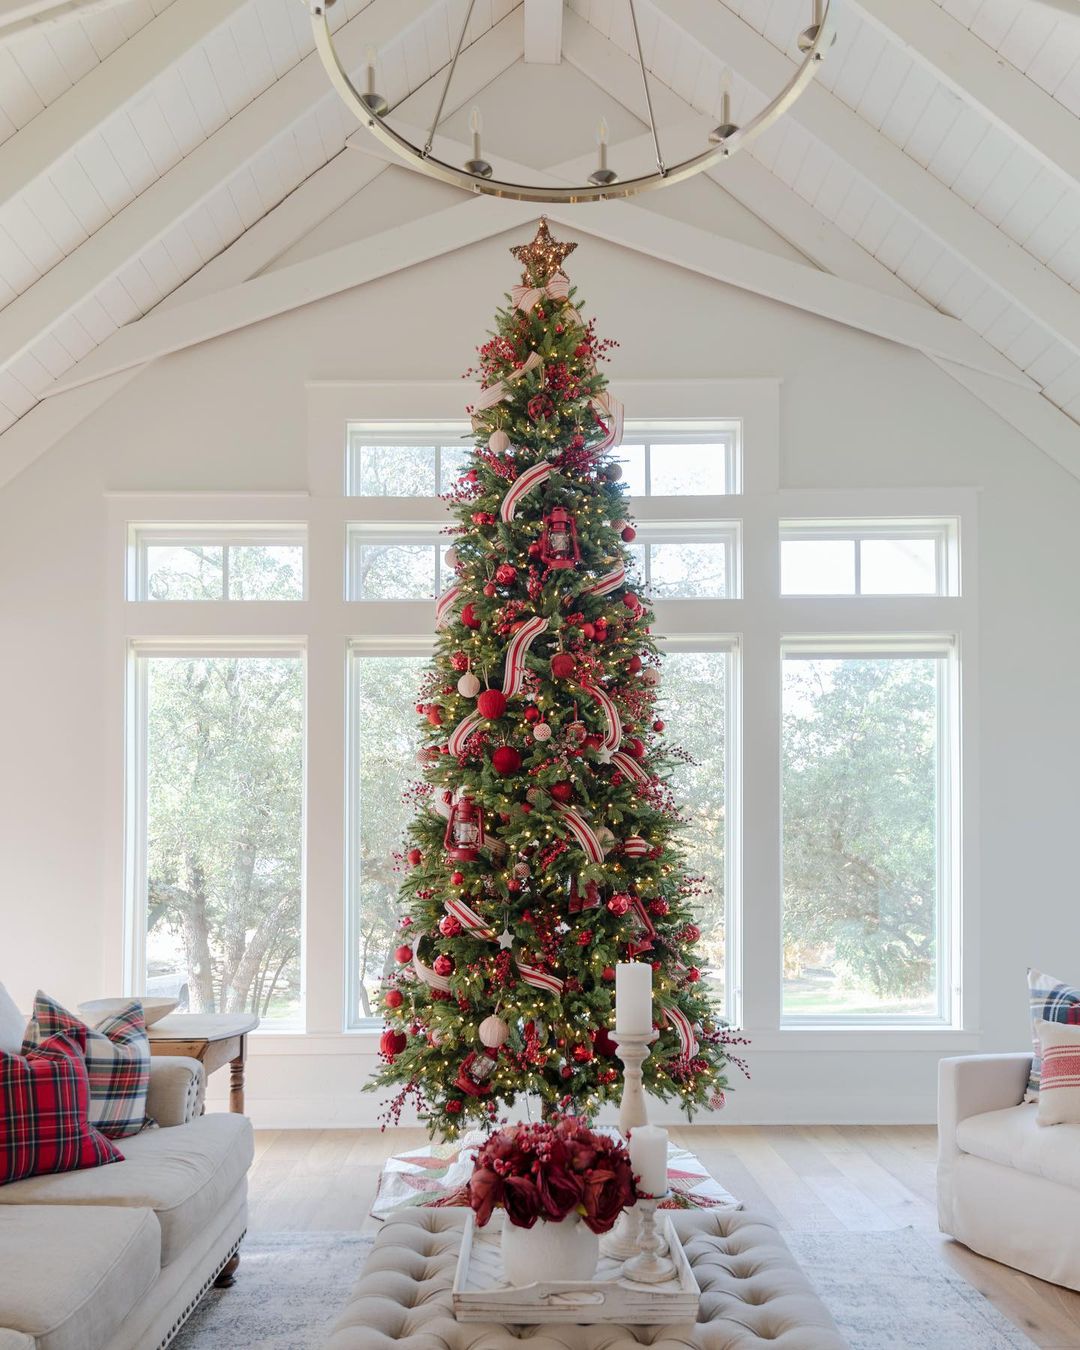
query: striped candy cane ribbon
610 750 649 784
473 351 543 412
445 897 497 941
555 805 606 864
502 615 548 696
435 583 461 629
666 1004 699 1058
511 273 583 329
591 389 625 452
584 564 626 598
516 961 565 995
412 933 452 993
499 461 552 523
447 710 483 757
580 683 622 751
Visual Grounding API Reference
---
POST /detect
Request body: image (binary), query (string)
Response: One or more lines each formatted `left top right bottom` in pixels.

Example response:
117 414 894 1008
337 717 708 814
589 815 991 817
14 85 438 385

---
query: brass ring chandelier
309 0 835 204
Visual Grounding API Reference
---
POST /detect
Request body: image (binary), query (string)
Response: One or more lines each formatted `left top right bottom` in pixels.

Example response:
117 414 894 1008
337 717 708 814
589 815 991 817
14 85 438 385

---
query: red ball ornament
439 915 462 938
461 603 481 630
427 707 442 727
550 652 576 680
686 967 701 983
621 526 637 542
432 955 454 977
450 870 465 885
653 720 665 733
627 737 646 760
622 593 638 609
508 879 522 892
384 989 403 1009
550 781 574 803
483 583 497 598
445 1100 463 1114
380 1029 407 1058
593 1027 618 1058
628 655 643 674
495 564 516 584
581 623 595 640
407 848 423 867
572 1044 594 1064
682 924 701 943
528 542 542 558
607 893 631 916
602 966 616 982
524 706 540 723
650 899 670 917
560 1065 574 1079
394 945 413 965
492 745 522 776
476 688 507 720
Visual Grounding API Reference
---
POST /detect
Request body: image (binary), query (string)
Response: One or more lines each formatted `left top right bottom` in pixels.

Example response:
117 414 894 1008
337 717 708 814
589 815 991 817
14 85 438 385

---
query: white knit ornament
489 429 511 454
532 722 552 741
642 668 661 686
444 547 458 569
611 519 627 532
604 463 623 482
596 826 616 855
479 1015 510 1049
457 672 481 698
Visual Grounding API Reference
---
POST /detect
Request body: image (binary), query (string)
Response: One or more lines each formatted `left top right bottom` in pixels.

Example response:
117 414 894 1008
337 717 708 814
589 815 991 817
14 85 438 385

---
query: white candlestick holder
622 1195 676 1285
600 1029 661 1261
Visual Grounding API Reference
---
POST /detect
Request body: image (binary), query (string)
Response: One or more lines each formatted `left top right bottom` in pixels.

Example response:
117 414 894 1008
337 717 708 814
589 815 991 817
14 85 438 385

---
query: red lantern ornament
540 507 581 570
476 688 507 720
491 745 522 776
461 603 481 630
444 793 485 861
550 651 576 680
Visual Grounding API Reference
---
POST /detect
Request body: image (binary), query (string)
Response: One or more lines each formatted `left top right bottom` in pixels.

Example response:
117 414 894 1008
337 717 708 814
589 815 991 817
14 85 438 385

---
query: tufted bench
326 1209 847 1348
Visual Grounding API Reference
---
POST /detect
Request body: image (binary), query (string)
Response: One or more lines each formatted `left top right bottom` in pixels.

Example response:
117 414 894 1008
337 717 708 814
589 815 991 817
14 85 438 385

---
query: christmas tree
373 221 743 1138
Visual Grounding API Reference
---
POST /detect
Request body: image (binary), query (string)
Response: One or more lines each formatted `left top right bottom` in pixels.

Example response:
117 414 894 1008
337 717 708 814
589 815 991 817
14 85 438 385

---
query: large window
131 646 305 1029
781 641 956 1023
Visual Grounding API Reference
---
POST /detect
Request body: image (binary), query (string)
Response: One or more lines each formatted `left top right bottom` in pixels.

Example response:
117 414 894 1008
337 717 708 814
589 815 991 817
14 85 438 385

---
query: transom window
129 525 306 601
780 520 958 597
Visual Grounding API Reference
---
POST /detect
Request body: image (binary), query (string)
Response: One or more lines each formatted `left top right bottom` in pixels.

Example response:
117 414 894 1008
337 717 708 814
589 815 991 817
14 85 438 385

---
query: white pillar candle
615 961 653 1037
630 1125 668 1198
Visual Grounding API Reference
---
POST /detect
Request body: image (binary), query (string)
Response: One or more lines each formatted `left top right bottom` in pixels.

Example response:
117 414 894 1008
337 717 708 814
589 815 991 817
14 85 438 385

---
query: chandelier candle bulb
629 1124 669 1198
598 117 608 172
365 47 376 97
470 107 482 162
615 961 652 1037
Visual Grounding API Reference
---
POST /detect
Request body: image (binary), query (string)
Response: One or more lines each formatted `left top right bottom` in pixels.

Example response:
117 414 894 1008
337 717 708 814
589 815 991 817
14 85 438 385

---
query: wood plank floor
248 1125 1080 1348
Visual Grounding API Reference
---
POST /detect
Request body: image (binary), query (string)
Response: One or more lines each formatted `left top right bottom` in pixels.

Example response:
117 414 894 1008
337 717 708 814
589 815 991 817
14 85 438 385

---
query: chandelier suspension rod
424 0 478 156
627 0 665 176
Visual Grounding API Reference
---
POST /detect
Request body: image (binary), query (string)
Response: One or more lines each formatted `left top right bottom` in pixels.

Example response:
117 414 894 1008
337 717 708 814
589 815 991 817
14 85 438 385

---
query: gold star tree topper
511 218 577 286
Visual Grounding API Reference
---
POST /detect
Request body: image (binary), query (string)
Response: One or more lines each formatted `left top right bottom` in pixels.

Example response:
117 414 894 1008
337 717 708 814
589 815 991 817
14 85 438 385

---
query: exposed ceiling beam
0 0 446 386
847 0 1080 193
523 0 563 63
646 0 1080 362
0 0 249 212
0 0 135 39
47 117 1032 393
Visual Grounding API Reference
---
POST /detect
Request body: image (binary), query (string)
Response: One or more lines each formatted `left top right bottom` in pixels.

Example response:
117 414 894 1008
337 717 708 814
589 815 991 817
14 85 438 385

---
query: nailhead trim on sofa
158 1230 245 1350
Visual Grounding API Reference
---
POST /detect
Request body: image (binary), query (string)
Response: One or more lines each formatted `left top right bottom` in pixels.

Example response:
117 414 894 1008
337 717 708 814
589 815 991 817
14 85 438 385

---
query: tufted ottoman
326 1210 848 1349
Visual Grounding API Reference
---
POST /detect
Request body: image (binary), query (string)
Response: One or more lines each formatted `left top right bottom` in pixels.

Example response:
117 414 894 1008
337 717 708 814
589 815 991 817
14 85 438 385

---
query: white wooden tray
452 1212 700 1325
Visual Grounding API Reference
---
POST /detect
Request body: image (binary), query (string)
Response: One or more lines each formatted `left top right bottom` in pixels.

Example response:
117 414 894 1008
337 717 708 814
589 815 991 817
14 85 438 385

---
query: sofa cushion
0 1203 159 1350
957 1102 1080 1189
0 1112 252 1267
0 984 24 1056
1026 966 1080 1100
23 993 151 1140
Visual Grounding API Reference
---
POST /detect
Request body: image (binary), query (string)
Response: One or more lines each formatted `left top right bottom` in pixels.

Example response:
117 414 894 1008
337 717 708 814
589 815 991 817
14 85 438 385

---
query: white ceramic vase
500 1213 599 1287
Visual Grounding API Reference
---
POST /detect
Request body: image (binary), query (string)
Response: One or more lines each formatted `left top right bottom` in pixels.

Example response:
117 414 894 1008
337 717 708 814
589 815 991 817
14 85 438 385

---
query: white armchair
938 1053 1080 1290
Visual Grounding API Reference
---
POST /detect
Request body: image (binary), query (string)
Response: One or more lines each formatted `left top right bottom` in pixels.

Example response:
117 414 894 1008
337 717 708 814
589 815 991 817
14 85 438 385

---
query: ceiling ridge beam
524 0 563 64
846 0 1080 193
0 0 446 382
644 0 1080 362
0 0 250 211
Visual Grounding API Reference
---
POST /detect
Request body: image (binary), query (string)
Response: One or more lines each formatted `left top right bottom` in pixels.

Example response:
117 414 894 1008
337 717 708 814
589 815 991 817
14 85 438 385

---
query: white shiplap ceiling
1 0 1080 474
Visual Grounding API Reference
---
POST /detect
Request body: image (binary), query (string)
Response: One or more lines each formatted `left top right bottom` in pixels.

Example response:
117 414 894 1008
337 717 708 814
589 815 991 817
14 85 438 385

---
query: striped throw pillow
23 992 151 1139
1035 1020 1080 1126
0 1030 123 1184
1027 968 1080 1101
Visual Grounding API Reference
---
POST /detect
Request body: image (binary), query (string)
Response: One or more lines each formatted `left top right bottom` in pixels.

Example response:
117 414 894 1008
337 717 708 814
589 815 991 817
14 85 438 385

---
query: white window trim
780 517 959 598
128 522 309 602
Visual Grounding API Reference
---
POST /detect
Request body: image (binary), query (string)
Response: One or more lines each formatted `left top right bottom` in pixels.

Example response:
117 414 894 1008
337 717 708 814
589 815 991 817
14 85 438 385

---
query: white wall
3 179 1079 1125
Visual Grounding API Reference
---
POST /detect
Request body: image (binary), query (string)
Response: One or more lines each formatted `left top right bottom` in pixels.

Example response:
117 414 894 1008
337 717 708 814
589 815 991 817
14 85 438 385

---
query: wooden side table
147 1013 259 1113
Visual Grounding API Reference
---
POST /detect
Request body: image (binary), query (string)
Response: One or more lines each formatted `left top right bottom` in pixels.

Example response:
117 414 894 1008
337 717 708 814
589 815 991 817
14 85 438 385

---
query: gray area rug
174 1228 1038 1349
786 1231 1038 1350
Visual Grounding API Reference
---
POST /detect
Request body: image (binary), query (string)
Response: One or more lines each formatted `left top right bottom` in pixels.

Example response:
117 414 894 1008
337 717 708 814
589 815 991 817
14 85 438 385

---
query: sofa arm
938 1054 1030 1159
146 1055 205 1126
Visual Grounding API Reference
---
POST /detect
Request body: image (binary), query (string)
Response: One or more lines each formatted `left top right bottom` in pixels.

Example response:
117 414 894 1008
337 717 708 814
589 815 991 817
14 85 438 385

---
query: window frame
128 523 309 602
779 518 959 598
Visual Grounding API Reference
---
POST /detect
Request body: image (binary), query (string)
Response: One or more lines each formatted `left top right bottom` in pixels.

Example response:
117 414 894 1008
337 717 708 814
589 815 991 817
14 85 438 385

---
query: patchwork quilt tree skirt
372 1128 739 1222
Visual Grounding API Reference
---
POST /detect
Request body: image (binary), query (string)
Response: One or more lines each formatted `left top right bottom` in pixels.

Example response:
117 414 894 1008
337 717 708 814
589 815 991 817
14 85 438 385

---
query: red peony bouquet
467 1118 637 1234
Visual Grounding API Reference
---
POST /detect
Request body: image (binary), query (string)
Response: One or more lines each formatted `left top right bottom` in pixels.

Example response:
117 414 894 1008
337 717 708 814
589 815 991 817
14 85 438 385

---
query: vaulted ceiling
2 0 1080 480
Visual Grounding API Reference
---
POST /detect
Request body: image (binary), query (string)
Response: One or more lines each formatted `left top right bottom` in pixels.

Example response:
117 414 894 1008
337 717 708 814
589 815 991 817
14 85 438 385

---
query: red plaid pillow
0 1030 123 1185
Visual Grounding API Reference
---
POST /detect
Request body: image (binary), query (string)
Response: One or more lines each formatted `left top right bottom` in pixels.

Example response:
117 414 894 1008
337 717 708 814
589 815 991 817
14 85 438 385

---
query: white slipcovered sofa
0 1057 253 1350
938 1052 1080 1290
